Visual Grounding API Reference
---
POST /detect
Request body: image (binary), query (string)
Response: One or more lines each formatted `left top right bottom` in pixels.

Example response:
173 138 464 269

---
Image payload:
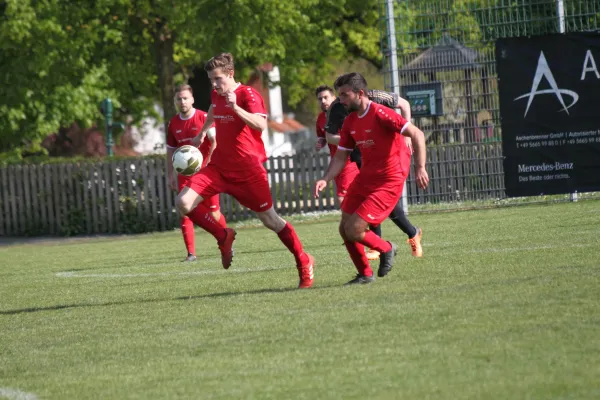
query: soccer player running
176 53 315 289
314 84 381 261
324 83 424 259
167 84 227 262
314 85 359 205
314 72 429 284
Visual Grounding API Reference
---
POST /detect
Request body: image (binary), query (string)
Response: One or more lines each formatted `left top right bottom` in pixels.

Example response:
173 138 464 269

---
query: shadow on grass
0 284 339 316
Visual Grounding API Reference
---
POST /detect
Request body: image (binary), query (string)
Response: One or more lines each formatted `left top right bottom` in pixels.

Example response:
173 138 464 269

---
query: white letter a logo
514 51 579 117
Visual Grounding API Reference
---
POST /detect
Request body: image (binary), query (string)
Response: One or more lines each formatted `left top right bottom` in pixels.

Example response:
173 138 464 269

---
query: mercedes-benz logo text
514 51 579 117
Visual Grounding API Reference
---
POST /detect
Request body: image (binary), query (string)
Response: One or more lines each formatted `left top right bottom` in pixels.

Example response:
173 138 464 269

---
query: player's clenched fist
313 180 328 198
224 90 237 109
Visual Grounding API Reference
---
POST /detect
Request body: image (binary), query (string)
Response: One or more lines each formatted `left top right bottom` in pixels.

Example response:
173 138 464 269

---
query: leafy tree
0 0 388 158
0 0 121 155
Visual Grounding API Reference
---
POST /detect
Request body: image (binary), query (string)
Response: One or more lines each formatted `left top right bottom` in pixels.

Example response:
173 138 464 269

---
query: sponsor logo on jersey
356 139 375 148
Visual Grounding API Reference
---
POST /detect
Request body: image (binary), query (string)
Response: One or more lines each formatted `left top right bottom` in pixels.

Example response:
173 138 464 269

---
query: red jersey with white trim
210 83 267 172
316 111 338 155
339 101 411 184
167 109 211 165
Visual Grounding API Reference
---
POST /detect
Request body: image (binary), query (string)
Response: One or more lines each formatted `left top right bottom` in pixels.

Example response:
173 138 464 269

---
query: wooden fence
0 142 504 236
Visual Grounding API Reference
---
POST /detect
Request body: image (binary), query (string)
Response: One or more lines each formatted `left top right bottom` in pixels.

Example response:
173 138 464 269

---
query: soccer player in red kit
167 84 227 262
314 72 429 285
314 85 359 205
176 53 315 289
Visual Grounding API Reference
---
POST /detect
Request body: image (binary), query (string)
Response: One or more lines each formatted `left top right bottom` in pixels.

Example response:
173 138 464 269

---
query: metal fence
379 0 600 209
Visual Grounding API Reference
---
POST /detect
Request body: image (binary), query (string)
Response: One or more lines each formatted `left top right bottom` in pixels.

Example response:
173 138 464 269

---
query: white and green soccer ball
172 145 203 176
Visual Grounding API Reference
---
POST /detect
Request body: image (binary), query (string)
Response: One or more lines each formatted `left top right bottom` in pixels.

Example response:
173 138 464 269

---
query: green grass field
1 201 599 400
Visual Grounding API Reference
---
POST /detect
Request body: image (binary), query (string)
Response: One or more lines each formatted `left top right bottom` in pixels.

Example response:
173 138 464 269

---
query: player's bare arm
191 106 214 147
313 149 351 198
402 124 429 189
325 132 341 146
205 127 217 165
225 90 267 131
397 96 412 121
167 146 177 191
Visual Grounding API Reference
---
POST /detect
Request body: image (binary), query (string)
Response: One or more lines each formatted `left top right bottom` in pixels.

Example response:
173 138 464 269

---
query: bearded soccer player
176 53 315 289
167 84 227 262
325 84 424 259
314 85 359 205
314 72 429 284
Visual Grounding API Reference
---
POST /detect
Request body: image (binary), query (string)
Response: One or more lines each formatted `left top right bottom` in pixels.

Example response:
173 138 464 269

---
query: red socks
181 216 195 255
277 222 309 267
359 230 392 253
344 241 373 277
187 205 226 243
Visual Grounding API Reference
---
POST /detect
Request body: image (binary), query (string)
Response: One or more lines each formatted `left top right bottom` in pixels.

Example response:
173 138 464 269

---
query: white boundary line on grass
0 388 39 400
470 243 594 253
56 265 289 278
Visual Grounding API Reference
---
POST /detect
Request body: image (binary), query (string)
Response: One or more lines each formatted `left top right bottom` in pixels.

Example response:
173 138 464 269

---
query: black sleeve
324 101 348 135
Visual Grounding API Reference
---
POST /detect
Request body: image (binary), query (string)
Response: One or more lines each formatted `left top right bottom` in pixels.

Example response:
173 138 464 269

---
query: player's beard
346 100 360 112
180 105 192 115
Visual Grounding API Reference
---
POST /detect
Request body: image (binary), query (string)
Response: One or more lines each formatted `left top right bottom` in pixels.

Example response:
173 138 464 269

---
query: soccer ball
172 145 203 176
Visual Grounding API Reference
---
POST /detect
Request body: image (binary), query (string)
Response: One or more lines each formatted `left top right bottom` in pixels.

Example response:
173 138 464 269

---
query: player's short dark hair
205 53 235 73
334 72 368 93
174 84 193 96
315 85 334 97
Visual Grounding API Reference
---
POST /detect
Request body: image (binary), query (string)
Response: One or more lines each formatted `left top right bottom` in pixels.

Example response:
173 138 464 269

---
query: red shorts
186 164 273 213
334 161 359 197
178 174 220 211
341 178 405 225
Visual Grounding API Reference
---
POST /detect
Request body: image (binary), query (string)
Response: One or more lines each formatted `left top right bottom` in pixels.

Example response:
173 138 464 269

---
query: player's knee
345 228 362 242
344 221 364 242
175 196 192 215
258 209 285 232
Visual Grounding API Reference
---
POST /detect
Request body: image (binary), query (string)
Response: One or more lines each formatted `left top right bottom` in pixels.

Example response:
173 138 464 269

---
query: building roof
268 117 307 134
401 34 479 73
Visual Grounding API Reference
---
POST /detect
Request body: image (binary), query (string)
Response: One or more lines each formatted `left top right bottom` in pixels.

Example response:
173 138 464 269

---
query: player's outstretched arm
403 124 429 189
314 149 351 198
192 106 215 147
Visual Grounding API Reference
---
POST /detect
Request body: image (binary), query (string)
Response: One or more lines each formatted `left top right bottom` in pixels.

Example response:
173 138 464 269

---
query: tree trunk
155 28 176 140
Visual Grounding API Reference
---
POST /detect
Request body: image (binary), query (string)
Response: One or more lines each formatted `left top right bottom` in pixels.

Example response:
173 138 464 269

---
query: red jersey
167 109 212 166
316 111 338 156
339 101 411 184
210 83 268 172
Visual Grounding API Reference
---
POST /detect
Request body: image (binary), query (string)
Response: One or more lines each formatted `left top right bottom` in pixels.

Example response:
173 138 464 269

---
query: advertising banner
496 33 600 196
